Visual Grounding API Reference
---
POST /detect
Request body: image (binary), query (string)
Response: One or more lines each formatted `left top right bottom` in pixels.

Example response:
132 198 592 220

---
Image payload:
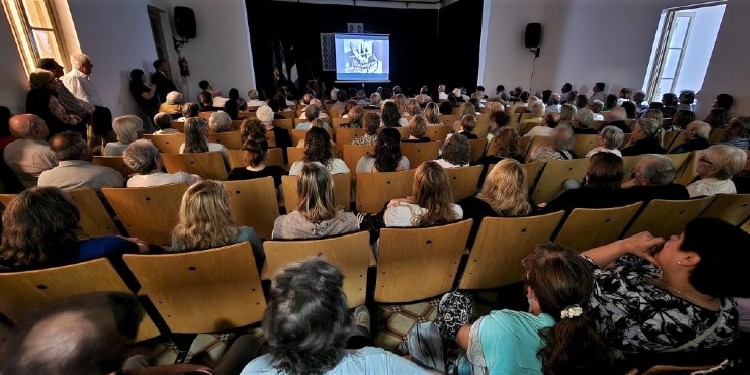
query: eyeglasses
699 156 713 165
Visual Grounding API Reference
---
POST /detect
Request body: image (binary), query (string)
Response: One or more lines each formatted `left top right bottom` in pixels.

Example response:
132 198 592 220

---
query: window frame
2 0 70 75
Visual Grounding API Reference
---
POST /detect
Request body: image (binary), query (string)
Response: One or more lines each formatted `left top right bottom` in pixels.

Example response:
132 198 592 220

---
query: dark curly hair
372 127 403 172
303 126 333 166
442 133 470 166
381 101 402 128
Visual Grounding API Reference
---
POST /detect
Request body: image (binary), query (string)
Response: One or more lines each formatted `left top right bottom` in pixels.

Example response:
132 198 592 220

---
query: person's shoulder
240 354 277 374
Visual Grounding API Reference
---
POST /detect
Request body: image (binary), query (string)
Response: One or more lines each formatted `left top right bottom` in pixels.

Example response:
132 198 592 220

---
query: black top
472 155 525 188
574 126 599 134
26 88 87 139
458 195 500 249
543 187 625 213
226 165 286 186
456 130 479 139
200 105 224 112
621 138 667 156
606 121 632 134
401 137 432 143
669 138 710 154
151 71 177 103
130 83 159 116
616 184 690 204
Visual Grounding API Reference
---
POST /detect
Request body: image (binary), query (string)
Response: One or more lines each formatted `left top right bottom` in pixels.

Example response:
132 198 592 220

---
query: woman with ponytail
401 243 613 374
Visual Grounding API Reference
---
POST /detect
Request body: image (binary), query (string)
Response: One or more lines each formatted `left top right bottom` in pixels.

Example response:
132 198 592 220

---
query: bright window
2 0 69 75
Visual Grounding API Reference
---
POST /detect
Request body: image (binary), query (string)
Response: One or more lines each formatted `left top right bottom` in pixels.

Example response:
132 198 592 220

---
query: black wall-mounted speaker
525 23 542 49
174 6 196 39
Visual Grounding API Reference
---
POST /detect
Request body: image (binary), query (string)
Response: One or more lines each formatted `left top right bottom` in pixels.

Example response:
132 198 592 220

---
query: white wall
481 0 748 118
0 12 29 113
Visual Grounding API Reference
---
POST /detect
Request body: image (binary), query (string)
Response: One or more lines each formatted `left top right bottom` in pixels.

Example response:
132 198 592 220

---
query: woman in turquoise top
402 243 613 374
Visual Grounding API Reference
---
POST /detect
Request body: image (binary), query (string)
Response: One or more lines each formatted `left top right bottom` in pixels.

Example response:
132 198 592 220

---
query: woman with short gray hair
586 126 624 157
686 144 747 197
104 115 143 156
122 139 199 188
208 111 232 133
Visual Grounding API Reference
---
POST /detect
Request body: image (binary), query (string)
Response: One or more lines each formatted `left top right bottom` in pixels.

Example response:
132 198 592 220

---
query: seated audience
289 127 349 175
122 139 199 188
177 102 199 122
272 163 358 239
423 102 441 126
621 118 666 156
686 145 746 197
573 108 598 134
402 115 431 143
583 218 750 357
661 92 679 118
620 154 689 202
403 98 422 121
573 93 587 109
152 112 178 134
103 115 142 157
524 112 560 138
158 91 183 114
713 93 734 112
487 109 512 142
38 131 123 190
530 123 575 161
255 105 292 151
670 121 711 154
721 116 750 149
297 104 330 130
603 94 618 111
4 114 57 188
384 161 463 227
0 187 145 271
474 127 524 182
128 69 159 121
452 114 479 139
436 133 470 168
542 152 624 211
207 110 232 133
227 138 286 187
353 112 381 145
241 259 429 374
586 125 624 157
641 108 664 127
247 89 265 107
633 91 649 115
346 105 364 128
402 243 613 374
439 100 453 115
704 108 729 129
559 103 577 124
590 82 607 103
198 91 223 112
459 159 531 246
356 127 409 173
26 69 87 138
677 89 696 111
369 92 382 108
171 180 263 265
667 109 695 132
330 90 348 115
198 79 222 101
603 107 632 134
297 98 330 120
522 101 545 125
545 92 561 113
382 101 406 127
588 99 605 120
621 101 637 119
227 88 247 111
179 117 229 166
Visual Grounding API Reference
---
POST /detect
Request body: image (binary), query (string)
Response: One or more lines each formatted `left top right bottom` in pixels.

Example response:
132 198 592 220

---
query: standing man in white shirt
62 52 113 147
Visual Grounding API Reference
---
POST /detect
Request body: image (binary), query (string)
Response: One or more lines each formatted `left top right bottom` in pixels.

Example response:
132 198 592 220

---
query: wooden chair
675 150 705 185
623 197 715 238
228 148 285 170
68 188 121 238
162 152 228 181
282 173 351 212
93 156 136 178
291 129 308 145
474 114 490 137
523 135 552 160
293 118 306 126
230 119 246 131
519 113 536 122
698 193 750 225
445 165 482 201
375 220 472 303
439 115 459 127
425 125 452 143
0 258 160 342
207 131 242 150
331 117 350 128
149 133 185 154
663 131 682 152
520 120 543 135
286 147 304 169
621 155 643 183
262 231 371 307
123 242 266 334
590 120 607 130
102 183 187 246
336 127 365 146
265 148 284 168
468 138 487 162
553 203 643 252
522 161 546 191
172 120 185 132
356 169 416 213
276 111 295 119
0 194 14 207
342 144 375 180
222 178 280 240
400 141 440 169
394 126 410 139
273 118 293 131
531 158 590 204
572 134 599 158
198 111 215 120
708 128 727 145
458 211 565 290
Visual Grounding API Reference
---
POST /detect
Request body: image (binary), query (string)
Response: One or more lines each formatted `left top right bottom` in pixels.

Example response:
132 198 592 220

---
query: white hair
208 111 232 133
112 115 143 144
166 91 183 105
688 121 711 139
70 53 90 69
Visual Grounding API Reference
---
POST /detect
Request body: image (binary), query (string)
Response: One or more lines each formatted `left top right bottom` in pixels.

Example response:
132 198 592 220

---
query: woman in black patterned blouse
581 218 750 360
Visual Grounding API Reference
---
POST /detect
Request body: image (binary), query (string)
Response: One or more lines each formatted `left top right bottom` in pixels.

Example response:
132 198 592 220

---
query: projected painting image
343 39 384 73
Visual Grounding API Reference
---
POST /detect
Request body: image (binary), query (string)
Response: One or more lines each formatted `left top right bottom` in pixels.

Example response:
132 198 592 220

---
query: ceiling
269 0 462 10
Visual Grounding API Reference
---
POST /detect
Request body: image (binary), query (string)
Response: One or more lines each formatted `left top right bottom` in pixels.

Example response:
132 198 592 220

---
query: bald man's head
605 107 627 122
9 114 49 140
302 93 313 105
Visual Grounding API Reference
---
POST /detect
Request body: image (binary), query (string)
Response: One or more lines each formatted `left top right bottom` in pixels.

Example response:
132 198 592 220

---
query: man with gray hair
670 120 711 154
586 125 624 158
4 114 58 188
369 92 381 108
530 123 575 161
573 108 597 134
296 105 330 130
545 93 561 113
63 53 102 107
619 154 689 202
588 100 605 120
123 140 199 188
247 90 265 107
298 98 329 120
37 131 123 191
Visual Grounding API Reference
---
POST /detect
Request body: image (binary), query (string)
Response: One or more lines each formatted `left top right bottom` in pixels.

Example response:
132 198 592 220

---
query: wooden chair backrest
468 138 487 162
101 183 187 245
425 125 452 143
222 178 280 240
0 258 159 342
554 202 643 252
149 133 185 154
291 129 308 145
708 128 727 145
281 173 351 213
276 111 295 119
207 131 242 150
531 158 591 204
93 156 136 178
590 120 607 130
0 194 14 207
123 242 266 334
400 141 440 169
336 127 366 146
67 188 121 238
376 219 472 303
162 152 228 181
342 144 376 181
572 134 599 158
439 115 459 127
356 169 416 213
698 193 750 225
293 118 306 126
474 114 490 137
262 231 371 307
620 155 643 183
522 161 546 191
331 117 350 129
459 211 565 290
227 148 284 170
172 120 185 132
198 111 214 120
524 135 553 160
520 120 543 135
395 126 410 139
623 197 715 238
273 118 293 130
230 119 246 131
663 131 682 152
265 148 285 168
675 150 704 185
445 165 482 202
286 147 304 169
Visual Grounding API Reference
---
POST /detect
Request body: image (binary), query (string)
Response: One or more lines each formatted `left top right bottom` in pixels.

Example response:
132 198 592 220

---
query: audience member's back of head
50 131 88 161
181 102 200 118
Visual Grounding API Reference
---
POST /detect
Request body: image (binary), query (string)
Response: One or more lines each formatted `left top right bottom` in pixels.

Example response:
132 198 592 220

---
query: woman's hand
120 236 150 253
620 179 637 189
621 231 665 265
387 196 414 208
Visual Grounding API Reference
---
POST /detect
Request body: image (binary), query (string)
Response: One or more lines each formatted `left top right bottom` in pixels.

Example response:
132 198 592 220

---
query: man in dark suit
151 59 177 103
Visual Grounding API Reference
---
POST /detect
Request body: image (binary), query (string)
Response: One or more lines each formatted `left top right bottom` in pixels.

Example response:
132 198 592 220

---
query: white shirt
686 178 736 198
298 111 330 120
592 113 604 121
212 96 230 108
356 155 410 173
434 159 468 169
247 99 266 107
178 142 228 157
3 138 58 188
438 92 448 100
523 126 554 138
384 202 463 227
589 92 607 104
545 104 561 113
288 159 350 176
585 147 622 158
62 68 103 106
127 171 200 188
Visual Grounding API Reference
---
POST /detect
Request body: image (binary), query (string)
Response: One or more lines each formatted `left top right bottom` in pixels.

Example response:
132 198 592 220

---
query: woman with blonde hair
384 161 463 227
459 159 531 245
346 105 364 128
104 115 143 156
641 109 664 127
402 115 431 143
272 163 359 239
423 102 441 126
171 180 263 265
